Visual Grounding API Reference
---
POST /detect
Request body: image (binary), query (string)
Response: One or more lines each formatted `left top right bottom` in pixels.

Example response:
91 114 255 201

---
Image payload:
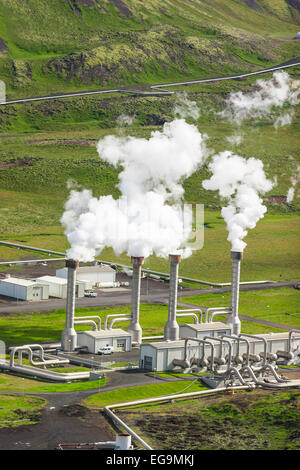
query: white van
98 346 114 355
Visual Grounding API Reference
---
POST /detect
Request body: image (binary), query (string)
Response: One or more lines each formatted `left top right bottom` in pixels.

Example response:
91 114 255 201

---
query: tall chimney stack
127 256 144 344
61 259 79 352
164 253 181 341
227 250 242 335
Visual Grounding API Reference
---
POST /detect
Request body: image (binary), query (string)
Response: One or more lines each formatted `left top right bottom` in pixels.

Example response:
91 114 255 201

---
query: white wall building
56 265 116 287
36 276 85 299
0 277 49 301
77 329 131 354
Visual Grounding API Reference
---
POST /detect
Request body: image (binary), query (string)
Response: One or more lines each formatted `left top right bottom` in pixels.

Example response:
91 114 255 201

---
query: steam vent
227 251 243 335
61 259 79 352
164 253 182 341
127 256 144 344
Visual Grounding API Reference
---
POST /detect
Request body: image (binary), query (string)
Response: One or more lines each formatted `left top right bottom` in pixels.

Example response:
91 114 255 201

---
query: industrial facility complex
0 248 299 392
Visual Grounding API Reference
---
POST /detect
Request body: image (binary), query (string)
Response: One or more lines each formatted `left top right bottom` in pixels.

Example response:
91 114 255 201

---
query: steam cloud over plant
61 119 208 261
202 151 275 252
221 71 300 127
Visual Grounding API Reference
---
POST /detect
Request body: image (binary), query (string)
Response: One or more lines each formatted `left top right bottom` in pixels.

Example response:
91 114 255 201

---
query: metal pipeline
104 314 131 330
108 317 132 330
288 329 300 352
240 333 267 366
74 320 98 331
206 336 232 370
209 309 232 323
176 312 199 324
204 307 231 323
176 308 203 323
75 316 101 330
183 337 215 371
10 344 69 368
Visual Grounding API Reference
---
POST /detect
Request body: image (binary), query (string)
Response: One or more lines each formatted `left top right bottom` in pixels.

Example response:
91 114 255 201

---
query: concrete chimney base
61 327 77 352
127 323 142 344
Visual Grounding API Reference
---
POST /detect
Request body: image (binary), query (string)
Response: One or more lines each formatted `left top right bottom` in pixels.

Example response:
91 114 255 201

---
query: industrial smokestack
127 256 144 344
164 253 181 341
61 259 79 352
227 251 242 335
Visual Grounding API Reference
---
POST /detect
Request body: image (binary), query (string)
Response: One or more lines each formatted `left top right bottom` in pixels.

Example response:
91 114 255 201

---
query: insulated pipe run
227 251 242 335
240 333 267 366
104 314 132 330
184 337 215 371
164 254 181 341
75 316 101 331
74 320 98 331
176 313 199 324
127 257 144 344
108 317 132 330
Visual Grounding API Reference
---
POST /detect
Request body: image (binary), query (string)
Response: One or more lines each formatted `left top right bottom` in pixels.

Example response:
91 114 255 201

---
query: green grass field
83 379 207 409
0 288 297 348
0 394 46 428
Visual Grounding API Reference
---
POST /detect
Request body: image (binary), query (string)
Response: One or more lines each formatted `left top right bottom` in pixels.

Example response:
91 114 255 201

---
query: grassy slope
0 0 299 99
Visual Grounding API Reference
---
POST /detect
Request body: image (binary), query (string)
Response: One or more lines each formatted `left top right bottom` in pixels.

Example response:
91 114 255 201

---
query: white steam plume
116 113 136 128
287 165 300 203
202 151 275 252
61 119 208 261
221 71 300 127
174 92 200 120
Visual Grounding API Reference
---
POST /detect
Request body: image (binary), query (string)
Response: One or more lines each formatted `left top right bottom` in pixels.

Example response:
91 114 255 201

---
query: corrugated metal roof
182 322 230 331
77 329 131 338
36 276 67 285
0 277 40 287
78 265 115 273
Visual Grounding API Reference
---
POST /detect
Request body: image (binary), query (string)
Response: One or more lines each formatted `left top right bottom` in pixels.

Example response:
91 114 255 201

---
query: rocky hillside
0 0 299 99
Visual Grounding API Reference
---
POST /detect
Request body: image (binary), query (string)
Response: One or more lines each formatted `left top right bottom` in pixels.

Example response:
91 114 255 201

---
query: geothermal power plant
2 246 299 391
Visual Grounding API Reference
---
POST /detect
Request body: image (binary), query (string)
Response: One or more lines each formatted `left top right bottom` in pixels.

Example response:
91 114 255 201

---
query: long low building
36 276 85 299
56 264 116 288
0 276 49 301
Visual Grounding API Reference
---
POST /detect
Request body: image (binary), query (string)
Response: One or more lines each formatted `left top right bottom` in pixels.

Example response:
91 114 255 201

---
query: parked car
98 346 114 355
84 290 97 298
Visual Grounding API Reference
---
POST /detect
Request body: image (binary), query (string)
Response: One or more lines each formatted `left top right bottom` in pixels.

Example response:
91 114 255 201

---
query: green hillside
0 0 299 99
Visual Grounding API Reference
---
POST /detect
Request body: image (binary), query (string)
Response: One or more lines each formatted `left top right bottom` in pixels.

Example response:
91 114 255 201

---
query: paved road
0 281 297 314
1 58 299 105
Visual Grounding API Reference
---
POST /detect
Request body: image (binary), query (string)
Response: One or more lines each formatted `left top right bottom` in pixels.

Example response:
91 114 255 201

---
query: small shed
77 329 132 354
0 276 49 301
36 276 85 298
179 322 232 340
56 264 116 287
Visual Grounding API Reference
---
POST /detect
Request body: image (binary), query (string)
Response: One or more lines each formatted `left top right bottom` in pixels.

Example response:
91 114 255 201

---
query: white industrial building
77 329 131 354
140 322 232 371
179 322 232 340
56 264 116 288
36 276 85 299
0 276 49 301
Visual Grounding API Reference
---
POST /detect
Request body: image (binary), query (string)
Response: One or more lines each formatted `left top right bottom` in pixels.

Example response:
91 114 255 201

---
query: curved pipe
108 317 132 330
74 320 98 331
262 364 288 383
176 313 199 324
10 344 68 368
183 337 215 371
226 367 247 386
205 307 231 323
176 308 203 323
204 336 232 370
288 329 300 352
240 333 267 366
209 309 232 323
105 314 131 330
75 316 101 330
